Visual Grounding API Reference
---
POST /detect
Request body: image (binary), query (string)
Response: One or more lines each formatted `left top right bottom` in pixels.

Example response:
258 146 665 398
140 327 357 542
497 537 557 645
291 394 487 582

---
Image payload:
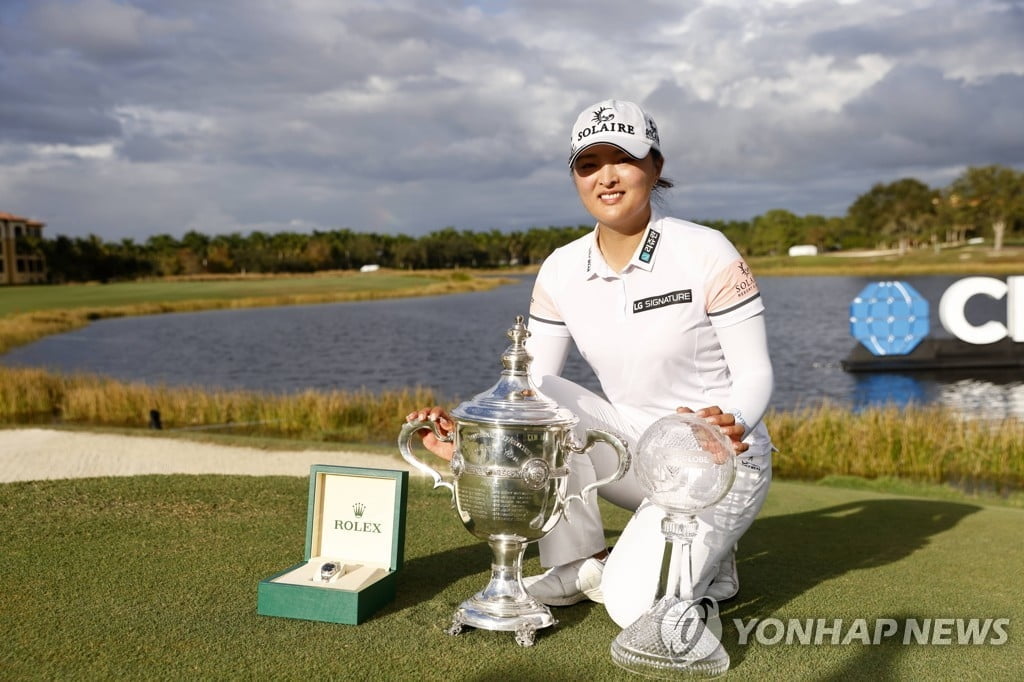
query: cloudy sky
1 0 1022 241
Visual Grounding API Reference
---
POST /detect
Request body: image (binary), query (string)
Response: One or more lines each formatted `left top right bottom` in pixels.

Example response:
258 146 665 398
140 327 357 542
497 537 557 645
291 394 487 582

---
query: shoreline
0 271 513 356
4 427 1022 509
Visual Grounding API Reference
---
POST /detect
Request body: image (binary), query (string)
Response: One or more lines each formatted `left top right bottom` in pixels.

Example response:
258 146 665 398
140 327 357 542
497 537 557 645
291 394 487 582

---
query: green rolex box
257 464 409 625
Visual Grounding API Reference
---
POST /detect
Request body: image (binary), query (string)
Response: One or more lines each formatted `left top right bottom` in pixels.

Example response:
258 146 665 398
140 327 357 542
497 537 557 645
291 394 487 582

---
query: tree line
23 164 1024 283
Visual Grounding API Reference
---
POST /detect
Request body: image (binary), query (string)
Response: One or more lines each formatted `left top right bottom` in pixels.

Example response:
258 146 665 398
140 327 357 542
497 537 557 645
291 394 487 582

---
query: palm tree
949 165 1024 251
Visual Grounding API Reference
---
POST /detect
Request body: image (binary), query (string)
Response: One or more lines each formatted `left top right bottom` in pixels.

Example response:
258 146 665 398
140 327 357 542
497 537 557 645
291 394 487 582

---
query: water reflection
851 374 927 411
2 275 1022 418
933 373 1024 419
849 368 1024 417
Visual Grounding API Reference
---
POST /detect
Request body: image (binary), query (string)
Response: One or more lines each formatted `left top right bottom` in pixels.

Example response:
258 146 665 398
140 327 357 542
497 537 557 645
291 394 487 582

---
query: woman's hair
650 149 674 207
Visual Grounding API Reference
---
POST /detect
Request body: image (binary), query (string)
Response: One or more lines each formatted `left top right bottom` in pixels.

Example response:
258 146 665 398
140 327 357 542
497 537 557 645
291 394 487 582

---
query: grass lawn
4 244 1023 319
748 243 1024 277
0 272 443 317
1 475 1020 680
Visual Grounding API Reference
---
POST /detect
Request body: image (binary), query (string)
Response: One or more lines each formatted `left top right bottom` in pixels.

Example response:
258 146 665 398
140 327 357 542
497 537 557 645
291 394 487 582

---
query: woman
407 99 774 629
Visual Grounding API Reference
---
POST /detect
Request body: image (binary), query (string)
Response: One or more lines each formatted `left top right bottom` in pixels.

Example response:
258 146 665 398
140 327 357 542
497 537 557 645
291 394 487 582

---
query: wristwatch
318 561 343 583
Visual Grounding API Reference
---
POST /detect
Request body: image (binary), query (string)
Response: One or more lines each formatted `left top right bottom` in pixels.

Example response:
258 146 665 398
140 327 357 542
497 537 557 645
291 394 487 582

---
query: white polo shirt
528 212 765 435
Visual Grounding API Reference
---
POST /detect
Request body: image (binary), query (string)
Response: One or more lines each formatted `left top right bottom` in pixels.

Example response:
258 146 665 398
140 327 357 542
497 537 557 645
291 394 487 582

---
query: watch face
319 562 340 581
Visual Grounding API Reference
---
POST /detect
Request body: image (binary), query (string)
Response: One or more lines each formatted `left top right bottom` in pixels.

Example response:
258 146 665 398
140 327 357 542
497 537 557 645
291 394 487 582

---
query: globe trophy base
610 596 730 679
445 535 556 647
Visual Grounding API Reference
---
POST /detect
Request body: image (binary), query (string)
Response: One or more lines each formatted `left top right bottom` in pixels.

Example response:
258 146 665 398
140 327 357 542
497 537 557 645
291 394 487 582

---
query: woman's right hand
405 406 456 461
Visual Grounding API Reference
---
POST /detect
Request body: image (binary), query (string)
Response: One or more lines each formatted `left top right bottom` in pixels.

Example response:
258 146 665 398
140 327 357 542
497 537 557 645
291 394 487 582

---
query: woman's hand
676 405 749 454
405 406 456 461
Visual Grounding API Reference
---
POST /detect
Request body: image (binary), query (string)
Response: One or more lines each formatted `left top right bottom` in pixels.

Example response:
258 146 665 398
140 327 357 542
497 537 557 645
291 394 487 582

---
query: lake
3 275 1023 417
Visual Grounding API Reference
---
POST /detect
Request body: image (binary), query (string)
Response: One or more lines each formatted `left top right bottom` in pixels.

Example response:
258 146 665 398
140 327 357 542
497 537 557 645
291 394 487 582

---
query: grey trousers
534 375 773 628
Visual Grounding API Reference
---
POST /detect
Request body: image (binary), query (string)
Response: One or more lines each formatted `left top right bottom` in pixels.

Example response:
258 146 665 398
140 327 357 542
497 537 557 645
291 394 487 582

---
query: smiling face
571 144 663 237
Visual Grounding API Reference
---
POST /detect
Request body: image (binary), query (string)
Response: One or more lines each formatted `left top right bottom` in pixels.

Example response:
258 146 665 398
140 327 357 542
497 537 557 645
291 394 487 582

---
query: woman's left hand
676 405 749 454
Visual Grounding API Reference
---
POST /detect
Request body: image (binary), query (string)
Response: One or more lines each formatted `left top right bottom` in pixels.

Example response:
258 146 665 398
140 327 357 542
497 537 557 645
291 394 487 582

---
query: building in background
0 212 48 285
787 244 819 257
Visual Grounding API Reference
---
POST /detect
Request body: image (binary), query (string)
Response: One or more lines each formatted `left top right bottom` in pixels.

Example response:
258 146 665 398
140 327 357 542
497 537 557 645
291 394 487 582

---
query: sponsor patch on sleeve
707 259 760 317
529 280 566 328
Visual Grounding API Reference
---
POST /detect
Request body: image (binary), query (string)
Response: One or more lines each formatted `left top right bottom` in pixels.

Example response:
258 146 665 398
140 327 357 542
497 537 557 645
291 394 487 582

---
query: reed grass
0 366 440 445
766 402 1024 492
3 366 1021 490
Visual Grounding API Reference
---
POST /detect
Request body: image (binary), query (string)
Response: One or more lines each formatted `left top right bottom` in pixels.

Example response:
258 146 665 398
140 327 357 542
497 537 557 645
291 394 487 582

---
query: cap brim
568 137 653 166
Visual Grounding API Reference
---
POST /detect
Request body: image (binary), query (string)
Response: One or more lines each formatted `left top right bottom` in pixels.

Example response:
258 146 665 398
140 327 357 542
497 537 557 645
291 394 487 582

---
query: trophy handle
398 420 456 503
562 428 631 515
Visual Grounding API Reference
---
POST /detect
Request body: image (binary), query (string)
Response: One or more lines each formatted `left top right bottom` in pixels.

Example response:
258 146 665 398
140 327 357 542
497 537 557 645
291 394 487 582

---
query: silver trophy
399 316 630 646
610 413 736 678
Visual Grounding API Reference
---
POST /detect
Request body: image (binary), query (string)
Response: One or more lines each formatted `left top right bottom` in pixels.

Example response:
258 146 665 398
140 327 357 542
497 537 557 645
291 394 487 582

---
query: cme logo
850 276 1023 356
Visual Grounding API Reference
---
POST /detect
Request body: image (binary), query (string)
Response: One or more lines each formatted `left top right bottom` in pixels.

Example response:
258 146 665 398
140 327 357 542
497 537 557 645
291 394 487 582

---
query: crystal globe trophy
610 412 737 678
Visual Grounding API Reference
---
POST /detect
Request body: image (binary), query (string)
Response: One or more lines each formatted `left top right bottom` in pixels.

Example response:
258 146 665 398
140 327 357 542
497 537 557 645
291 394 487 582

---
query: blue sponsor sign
849 281 930 356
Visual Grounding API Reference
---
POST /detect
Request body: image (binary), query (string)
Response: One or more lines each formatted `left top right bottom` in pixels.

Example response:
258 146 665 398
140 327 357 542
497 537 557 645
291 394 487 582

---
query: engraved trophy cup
399 316 631 646
610 413 736 678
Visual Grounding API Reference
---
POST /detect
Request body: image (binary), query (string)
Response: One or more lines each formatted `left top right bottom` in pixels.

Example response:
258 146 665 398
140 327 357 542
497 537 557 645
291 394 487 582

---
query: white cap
568 99 660 166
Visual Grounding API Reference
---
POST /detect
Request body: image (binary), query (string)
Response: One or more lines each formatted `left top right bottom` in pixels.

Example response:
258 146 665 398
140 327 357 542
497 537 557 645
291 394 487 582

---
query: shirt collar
582 227 608 279
629 213 664 273
582 211 665 279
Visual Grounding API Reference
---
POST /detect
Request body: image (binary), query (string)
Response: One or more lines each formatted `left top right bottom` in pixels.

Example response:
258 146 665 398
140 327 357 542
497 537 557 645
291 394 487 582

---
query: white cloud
0 0 1021 240
28 0 193 60
33 143 116 160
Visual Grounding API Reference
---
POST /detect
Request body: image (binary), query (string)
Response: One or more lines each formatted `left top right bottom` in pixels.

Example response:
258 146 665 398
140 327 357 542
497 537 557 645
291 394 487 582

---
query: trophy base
610 597 730 678
448 593 556 647
444 534 558 646
610 640 729 679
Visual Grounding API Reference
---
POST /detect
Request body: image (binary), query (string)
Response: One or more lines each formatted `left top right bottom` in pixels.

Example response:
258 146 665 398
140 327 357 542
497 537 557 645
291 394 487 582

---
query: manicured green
0 273 440 317
748 243 1024 277
3 244 1022 320
1 475 1020 680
